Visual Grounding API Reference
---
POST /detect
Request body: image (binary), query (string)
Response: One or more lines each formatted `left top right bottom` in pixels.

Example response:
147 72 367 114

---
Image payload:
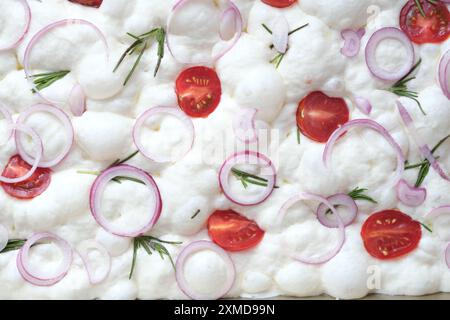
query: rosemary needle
30 70 70 93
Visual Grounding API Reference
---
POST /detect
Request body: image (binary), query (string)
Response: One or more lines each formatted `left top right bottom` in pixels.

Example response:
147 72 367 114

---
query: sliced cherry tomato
261 0 297 8
207 210 265 252
400 0 450 44
296 91 349 143
175 66 222 118
1 155 52 200
68 0 103 8
361 210 422 260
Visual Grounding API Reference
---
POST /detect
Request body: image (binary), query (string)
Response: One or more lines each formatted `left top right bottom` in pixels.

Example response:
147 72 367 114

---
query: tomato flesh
207 210 265 252
1 155 52 200
296 91 349 143
68 0 103 7
400 0 450 44
175 66 222 118
361 210 422 260
261 0 297 8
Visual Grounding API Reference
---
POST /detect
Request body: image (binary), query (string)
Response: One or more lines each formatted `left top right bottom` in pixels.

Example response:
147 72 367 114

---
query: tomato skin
207 210 265 252
296 91 349 143
261 0 297 8
361 210 422 260
1 155 52 200
175 66 222 118
68 0 103 7
400 0 450 44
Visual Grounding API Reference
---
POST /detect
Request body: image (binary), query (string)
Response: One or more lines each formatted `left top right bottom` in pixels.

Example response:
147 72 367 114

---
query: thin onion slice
316 193 358 228
219 151 276 206
220 7 237 41
438 49 450 100
340 29 364 58
323 119 405 185
278 192 346 265
16 232 73 287
232 108 258 144
175 240 235 300
397 101 450 182
0 103 14 143
272 15 289 54
426 205 450 220
446 243 450 269
365 27 415 81
15 104 74 168
0 123 43 184
23 19 108 105
0 0 31 51
133 106 195 163
0 224 8 252
77 240 111 285
354 96 372 115
396 178 426 207
68 84 87 117
167 0 243 64
89 165 162 238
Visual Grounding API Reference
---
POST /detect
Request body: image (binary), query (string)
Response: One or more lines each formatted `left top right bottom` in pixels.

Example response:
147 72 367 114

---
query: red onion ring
396 178 426 207
89 165 162 238
446 243 450 269
219 7 237 41
365 27 415 81
167 0 243 64
15 104 74 168
16 232 73 286
340 28 364 58
175 240 235 300
272 15 289 54
278 192 346 265
232 108 258 144
77 240 111 285
0 123 43 184
68 84 87 117
397 101 450 182
323 119 405 185
354 96 372 115
0 0 31 51
133 106 195 163
438 49 450 100
219 151 276 206
23 19 108 105
316 193 358 228
0 224 8 252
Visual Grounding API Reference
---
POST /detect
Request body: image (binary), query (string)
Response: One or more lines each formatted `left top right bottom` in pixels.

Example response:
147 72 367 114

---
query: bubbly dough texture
0 0 449 300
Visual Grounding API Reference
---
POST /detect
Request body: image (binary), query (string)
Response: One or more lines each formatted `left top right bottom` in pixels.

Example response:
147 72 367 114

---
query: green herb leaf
0 239 26 254
114 27 165 86
191 209 201 220
261 23 308 68
386 59 426 115
419 221 433 233
296 128 301 145
30 70 70 93
129 236 181 279
405 134 450 187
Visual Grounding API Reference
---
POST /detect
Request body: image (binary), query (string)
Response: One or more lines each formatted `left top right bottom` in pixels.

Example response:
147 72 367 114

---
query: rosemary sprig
30 70 70 93
405 134 450 187
0 239 26 254
261 23 309 69
414 0 438 18
77 150 144 184
419 221 433 233
231 168 270 188
296 128 301 145
386 59 426 115
191 209 201 220
129 236 182 279
114 27 165 86
325 187 377 215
